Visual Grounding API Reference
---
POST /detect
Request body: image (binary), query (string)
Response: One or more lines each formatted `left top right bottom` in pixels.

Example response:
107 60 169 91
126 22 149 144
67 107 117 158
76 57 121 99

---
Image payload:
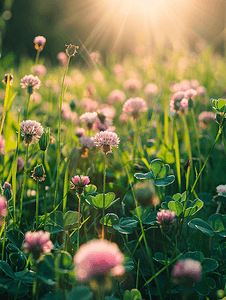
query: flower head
122 97 147 119
79 112 97 130
90 51 101 63
34 36 46 51
0 135 5 154
156 209 175 233
71 175 90 194
75 128 86 138
65 44 79 58
74 239 124 282
172 259 202 293
144 83 158 96
2 74 13 85
20 120 44 145
198 111 215 129
2 182 12 201
216 184 226 195
79 136 95 148
23 231 54 260
0 196 7 218
31 164 46 182
20 75 41 94
94 131 120 155
107 89 126 104
57 52 68 66
31 65 46 76
123 78 142 94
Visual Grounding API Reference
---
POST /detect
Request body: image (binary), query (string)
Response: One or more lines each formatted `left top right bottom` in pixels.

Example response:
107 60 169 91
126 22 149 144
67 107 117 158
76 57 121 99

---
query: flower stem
0 75 10 136
19 144 29 227
25 93 31 120
35 50 40 65
36 180 39 229
77 194 81 251
54 57 71 209
42 152 47 225
173 118 181 192
102 155 106 239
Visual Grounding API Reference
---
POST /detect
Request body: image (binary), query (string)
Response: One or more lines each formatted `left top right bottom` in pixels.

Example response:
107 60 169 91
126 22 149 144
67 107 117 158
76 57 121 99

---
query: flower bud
31 164 46 182
65 44 79 58
2 182 12 201
39 128 50 151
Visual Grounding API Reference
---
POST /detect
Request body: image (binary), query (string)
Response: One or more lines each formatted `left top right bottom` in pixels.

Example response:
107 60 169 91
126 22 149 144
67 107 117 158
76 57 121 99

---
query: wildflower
31 65 47 76
100 105 116 119
0 135 5 154
172 259 202 292
84 84 96 98
17 157 24 172
23 231 54 260
20 75 41 94
196 86 206 96
2 182 12 201
79 136 95 148
31 92 42 104
34 36 46 51
94 131 120 155
0 196 7 218
71 175 90 194
216 184 226 195
20 120 44 145
107 89 126 104
74 239 124 282
169 91 187 114
93 116 112 132
123 78 142 94
90 51 101 63
80 98 99 112
119 114 128 124
2 74 13 85
57 52 68 66
113 64 124 78
31 164 46 182
79 112 97 130
198 111 215 129
144 83 158 96
156 210 175 233
122 97 147 120
75 128 85 138
65 44 79 58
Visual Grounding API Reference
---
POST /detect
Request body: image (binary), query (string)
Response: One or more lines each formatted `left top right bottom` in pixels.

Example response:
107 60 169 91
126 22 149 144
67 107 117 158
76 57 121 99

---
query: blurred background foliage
0 0 226 66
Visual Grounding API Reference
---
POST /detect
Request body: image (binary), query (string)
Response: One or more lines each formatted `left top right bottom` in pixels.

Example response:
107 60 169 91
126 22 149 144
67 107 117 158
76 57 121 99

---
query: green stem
125 165 163 300
36 180 39 229
189 124 223 197
77 194 81 251
42 152 47 225
190 107 202 194
1 222 6 260
19 144 29 226
63 157 69 215
25 94 31 120
173 118 181 192
0 75 10 136
35 50 40 65
54 57 70 208
102 155 106 239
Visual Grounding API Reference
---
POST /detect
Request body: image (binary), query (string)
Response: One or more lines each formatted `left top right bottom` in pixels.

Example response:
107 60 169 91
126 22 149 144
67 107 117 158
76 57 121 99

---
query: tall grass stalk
173 118 181 192
102 155 106 239
25 94 31 120
54 57 71 208
19 144 29 226
42 152 47 225
35 180 39 229
63 158 69 215
125 165 163 300
0 75 10 136
77 194 81 251
190 107 202 193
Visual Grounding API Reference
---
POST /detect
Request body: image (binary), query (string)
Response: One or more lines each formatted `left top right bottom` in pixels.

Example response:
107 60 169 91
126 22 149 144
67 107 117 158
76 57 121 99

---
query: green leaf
15 270 35 285
208 214 226 233
6 230 24 248
64 211 81 230
154 175 175 187
202 258 219 274
134 171 154 180
66 286 93 300
143 211 158 225
9 252 26 269
168 201 183 216
0 261 15 279
172 193 182 201
85 193 117 209
123 289 142 300
153 252 166 265
183 199 204 217
113 218 136 235
55 252 74 272
150 159 162 177
40 291 64 300
100 213 119 227
49 211 64 228
188 218 215 236
124 258 135 272
8 280 29 298
183 251 204 263
194 277 216 296
134 206 153 222
84 184 97 196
